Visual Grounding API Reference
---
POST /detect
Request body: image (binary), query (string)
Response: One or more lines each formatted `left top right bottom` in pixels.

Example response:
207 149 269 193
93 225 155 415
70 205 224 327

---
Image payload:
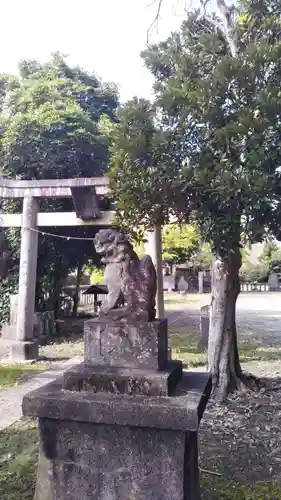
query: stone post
198 271 204 294
13 196 39 361
145 225 164 318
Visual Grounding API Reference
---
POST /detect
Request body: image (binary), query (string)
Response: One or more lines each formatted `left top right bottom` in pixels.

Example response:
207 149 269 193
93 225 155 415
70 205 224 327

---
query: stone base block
9 340 38 362
23 372 211 500
63 360 183 396
1 324 17 340
84 318 168 369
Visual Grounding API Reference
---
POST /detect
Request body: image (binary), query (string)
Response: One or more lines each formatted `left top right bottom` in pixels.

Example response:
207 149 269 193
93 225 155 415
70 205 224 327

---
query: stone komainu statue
94 229 157 321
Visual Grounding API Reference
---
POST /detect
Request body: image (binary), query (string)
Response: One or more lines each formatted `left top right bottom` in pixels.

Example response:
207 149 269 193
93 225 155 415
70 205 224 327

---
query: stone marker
178 275 189 294
268 272 280 291
197 305 210 352
163 274 175 291
198 271 204 294
23 228 211 500
0 294 55 358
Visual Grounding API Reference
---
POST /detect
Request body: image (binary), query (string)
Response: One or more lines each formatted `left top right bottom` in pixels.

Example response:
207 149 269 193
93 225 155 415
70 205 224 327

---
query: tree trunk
72 262 83 316
208 249 257 400
48 266 69 319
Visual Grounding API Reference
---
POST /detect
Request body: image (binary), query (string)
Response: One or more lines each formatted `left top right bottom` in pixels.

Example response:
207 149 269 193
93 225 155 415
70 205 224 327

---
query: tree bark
208 249 257 400
72 262 83 316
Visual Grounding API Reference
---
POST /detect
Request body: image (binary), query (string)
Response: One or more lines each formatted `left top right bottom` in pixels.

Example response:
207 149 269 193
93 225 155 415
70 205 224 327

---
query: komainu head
94 229 135 263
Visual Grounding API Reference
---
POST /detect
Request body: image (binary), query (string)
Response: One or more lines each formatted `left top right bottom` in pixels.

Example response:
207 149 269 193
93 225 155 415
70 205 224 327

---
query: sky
0 0 209 103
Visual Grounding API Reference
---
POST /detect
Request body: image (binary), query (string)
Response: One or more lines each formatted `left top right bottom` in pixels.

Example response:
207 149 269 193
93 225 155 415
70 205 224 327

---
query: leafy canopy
162 224 200 264
1 52 118 180
109 97 183 232
0 54 118 321
110 1 281 257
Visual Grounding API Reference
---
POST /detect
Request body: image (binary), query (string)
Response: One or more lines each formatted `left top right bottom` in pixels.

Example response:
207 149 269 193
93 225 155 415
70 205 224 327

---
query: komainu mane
94 229 157 321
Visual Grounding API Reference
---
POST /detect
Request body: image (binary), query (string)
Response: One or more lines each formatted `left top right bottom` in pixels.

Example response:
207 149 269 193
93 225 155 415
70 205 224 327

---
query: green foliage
162 224 200 264
239 262 269 283
134 241 146 259
90 268 105 284
1 53 118 180
109 97 183 231
0 274 18 325
0 54 118 323
110 3 281 259
0 419 37 500
0 227 21 324
190 242 212 270
260 242 281 275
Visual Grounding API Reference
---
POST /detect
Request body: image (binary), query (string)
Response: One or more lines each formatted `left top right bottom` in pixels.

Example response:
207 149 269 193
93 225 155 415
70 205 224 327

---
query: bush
239 262 269 283
0 273 18 326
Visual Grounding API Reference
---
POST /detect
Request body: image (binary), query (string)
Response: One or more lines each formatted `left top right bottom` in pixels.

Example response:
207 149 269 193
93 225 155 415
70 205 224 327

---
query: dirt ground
38 293 281 497
164 292 281 498
2 292 281 498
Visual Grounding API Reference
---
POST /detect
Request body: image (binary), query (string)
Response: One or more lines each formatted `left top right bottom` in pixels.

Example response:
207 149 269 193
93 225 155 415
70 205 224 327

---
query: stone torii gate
0 177 164 361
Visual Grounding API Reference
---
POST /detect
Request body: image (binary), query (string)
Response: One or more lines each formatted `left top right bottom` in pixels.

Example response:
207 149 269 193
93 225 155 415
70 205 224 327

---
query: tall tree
109 97 184 235
0 54 118 322
111 1 281 399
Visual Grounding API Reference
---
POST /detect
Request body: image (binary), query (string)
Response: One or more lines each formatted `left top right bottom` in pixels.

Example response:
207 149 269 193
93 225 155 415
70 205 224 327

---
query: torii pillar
145 225 165 318
0 176 111 362
13 196 39 361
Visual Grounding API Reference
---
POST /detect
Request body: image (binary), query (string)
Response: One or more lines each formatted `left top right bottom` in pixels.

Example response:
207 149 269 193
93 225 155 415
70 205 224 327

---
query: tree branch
199 0 238 56
147 0 164 43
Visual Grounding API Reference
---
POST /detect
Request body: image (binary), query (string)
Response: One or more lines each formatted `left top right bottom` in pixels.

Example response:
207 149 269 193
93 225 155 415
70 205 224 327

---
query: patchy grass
39 316 85 361
170 329 281 368
40 338 83 361
164 292 208 304
0 364 49 391
201 476 281 500
0 418 37 500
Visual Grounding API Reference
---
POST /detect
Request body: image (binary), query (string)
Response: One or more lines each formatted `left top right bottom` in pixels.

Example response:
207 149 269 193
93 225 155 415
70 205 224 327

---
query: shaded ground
0 317 87 390
199 385 281 499
2 394 281 500
39 316 86 361
1 294 281 498
165 292 281 498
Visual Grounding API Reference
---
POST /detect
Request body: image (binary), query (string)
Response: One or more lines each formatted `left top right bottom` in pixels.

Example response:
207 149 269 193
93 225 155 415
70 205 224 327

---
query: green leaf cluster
162 224 200 264
110 1 281 258
0 53 118 322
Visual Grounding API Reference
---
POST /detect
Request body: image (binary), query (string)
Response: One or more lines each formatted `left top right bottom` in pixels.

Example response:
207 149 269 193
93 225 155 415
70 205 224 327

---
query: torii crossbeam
0 177 164 362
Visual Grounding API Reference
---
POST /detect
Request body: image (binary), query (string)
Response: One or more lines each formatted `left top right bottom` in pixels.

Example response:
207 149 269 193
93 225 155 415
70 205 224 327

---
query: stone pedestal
0 293 38 362
0 294 55 361
84 317 168 369
197 305 209 352
23 318 211 500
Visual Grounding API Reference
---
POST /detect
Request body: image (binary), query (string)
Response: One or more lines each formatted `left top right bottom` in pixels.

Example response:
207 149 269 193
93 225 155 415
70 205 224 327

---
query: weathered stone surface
23 372 211 432
36 420 186 500
84 318 168 369
23 372 211 500
9 340 38 361
197 305 209 352
63 361 183 396
94 229 157 321
1 309 55 344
